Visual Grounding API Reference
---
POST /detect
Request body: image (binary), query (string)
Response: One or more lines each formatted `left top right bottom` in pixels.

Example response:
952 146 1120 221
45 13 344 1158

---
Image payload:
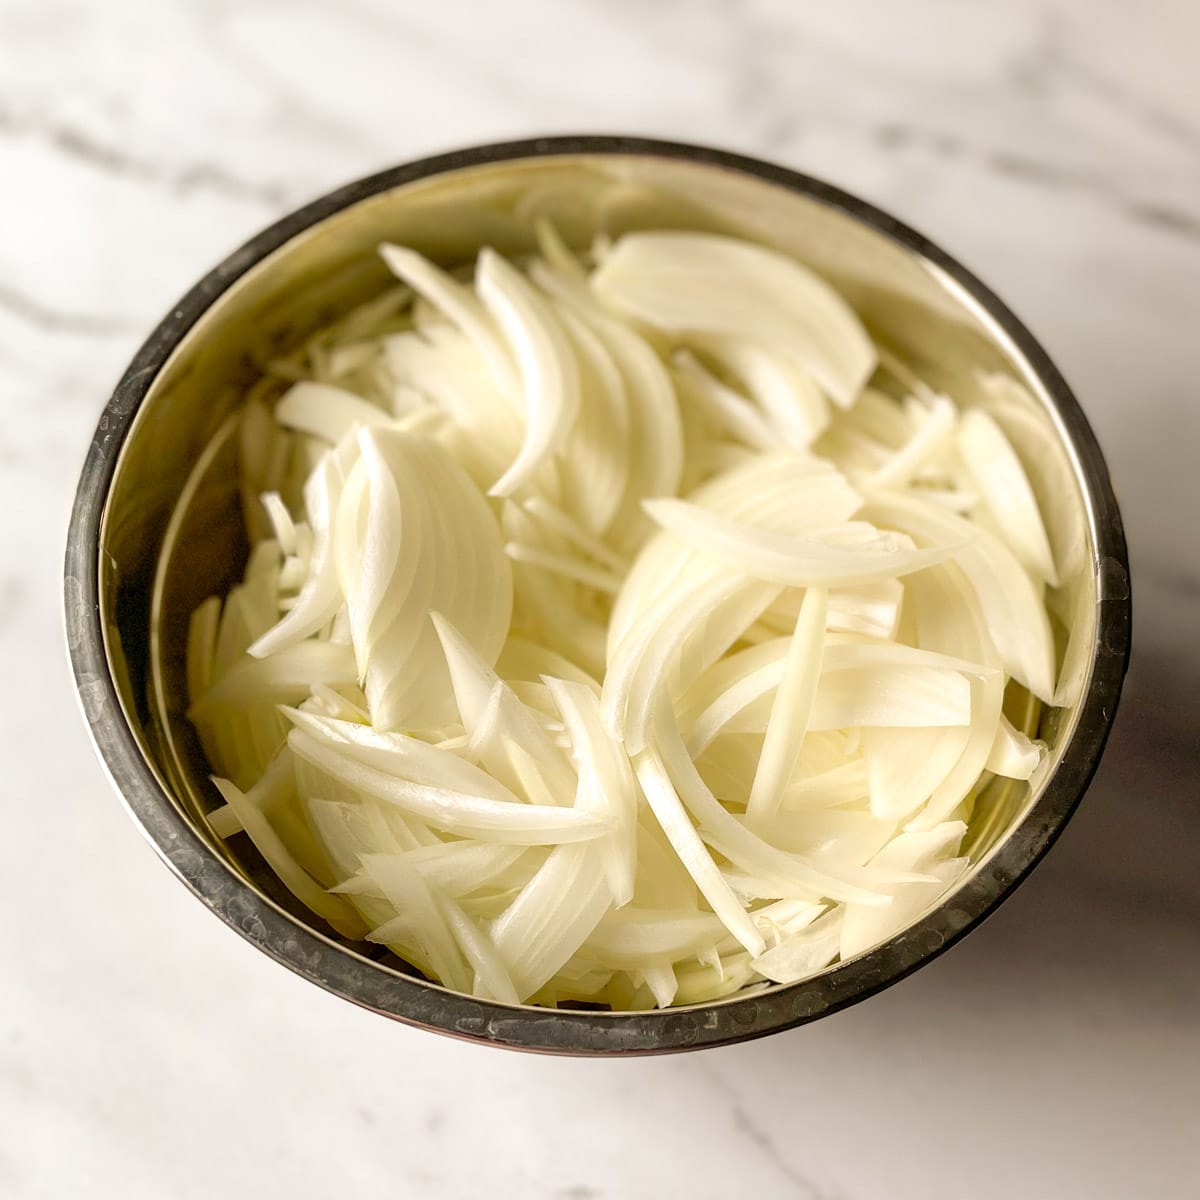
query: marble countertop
3 1 1197 1196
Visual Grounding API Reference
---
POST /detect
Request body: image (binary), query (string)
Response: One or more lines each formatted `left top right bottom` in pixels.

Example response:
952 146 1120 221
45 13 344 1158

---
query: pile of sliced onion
187 226 1057 1009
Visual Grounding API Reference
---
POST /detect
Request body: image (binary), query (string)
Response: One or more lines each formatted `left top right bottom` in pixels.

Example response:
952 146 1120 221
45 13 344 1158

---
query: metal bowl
65 136 1130 1054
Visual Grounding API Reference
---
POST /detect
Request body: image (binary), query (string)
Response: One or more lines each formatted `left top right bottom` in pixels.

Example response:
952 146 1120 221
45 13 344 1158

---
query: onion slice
476 248 580 498
745 587 827 825
591 231 876 408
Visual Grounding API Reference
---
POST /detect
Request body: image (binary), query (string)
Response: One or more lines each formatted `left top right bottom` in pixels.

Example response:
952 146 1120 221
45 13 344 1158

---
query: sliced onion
582 908 726 968
345 430 512 729
591 231 875 407
187 596 221 703
211 758 364 938
364 864 474 993
957 408 1057 584
671 349 779 451
490 840 612 998
379 243 517 398
350 844 532 901
866 490 1056 702
476 248 580 498
288 729 607 844
865 393 957 490
840 825 968 960
248 443 356 660
546 678 638 907
274 381 392 443
745 587 827 825
643 498 963 588
864 726 971 820
634 746 766 957
439 891 522 1003
752 909 843 984
986 715 1043 780
188 232 1068 1012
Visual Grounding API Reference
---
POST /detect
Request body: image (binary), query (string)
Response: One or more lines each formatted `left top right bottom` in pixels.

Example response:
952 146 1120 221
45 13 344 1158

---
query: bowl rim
64 134 1131 1054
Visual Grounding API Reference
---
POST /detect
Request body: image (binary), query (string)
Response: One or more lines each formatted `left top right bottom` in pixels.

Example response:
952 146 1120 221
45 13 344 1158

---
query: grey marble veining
2 1 1197 1197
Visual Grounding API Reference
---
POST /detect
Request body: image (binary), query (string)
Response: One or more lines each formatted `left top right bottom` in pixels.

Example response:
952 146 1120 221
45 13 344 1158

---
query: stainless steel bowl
65 136 1131 1054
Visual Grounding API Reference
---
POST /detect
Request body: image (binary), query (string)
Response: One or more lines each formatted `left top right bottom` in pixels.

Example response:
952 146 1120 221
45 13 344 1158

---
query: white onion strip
288 729 608 844
476 248 580 498
745 587 828 825
643 498 965 588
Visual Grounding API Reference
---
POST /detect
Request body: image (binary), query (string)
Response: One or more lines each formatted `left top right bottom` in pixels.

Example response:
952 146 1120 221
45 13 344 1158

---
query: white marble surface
3 1 1198 1196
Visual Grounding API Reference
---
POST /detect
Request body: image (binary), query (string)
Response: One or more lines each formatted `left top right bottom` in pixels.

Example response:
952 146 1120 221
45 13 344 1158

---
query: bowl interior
93 148 1106 1033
